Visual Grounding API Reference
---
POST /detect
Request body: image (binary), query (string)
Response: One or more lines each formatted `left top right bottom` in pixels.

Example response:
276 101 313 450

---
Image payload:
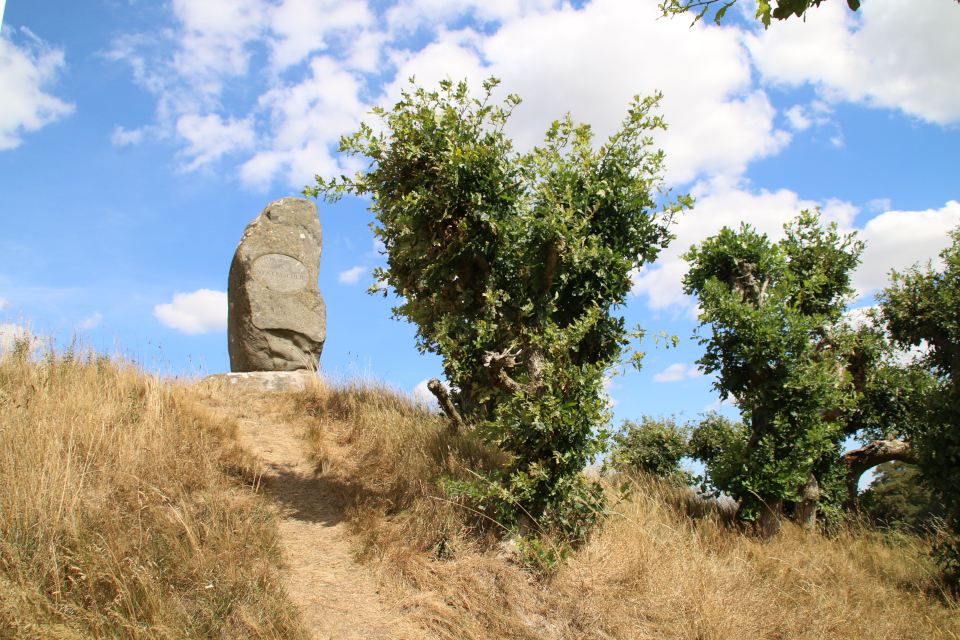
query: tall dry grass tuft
0 334 308 639
296 379 960 640
293 376 509 558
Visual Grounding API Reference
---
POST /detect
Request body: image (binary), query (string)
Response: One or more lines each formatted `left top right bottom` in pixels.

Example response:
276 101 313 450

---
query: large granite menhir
228 198 326 372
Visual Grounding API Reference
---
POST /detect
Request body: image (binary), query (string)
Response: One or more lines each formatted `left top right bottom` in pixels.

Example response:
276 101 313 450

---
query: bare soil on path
203 389 431 640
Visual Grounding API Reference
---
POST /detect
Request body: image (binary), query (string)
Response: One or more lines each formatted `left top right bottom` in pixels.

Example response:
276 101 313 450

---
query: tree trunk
794 470 821 531
841 439 917 510
757 499 784 540
738 497 783 540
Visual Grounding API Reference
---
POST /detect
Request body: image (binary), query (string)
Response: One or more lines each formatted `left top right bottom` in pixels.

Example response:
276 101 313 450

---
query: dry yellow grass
295 377 960 640
5 329 955 640
0 336 308 639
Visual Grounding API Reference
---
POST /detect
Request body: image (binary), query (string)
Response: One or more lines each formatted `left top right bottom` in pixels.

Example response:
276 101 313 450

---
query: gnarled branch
841 439 917 509
427 378 463 434
483 348 526 395
734 259 768 307
482 347 547 396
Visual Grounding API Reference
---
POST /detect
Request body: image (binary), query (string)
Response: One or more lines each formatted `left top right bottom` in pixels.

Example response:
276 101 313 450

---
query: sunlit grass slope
0 338 307 639
295 378 960 640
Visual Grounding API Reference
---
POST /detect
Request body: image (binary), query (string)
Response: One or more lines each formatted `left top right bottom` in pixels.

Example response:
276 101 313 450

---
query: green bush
607 415 691 482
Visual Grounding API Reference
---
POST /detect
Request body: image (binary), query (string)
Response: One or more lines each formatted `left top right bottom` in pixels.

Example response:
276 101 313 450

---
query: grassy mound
3 330 955 639
293 378 960 640
0 339 307 639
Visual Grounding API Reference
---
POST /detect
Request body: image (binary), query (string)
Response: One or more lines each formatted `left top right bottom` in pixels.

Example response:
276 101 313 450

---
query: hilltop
1 343 957 639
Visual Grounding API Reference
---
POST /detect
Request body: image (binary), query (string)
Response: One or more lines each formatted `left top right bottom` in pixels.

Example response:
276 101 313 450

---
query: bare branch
427 378 464 434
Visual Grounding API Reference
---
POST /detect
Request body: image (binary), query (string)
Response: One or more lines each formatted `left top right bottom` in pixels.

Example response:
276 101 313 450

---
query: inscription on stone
252 254 309 293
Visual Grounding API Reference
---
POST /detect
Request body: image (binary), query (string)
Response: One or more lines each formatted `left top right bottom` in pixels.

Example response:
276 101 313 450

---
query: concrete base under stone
203 370 316 393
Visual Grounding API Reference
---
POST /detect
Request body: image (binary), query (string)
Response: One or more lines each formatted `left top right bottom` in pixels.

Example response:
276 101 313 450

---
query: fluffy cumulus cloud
386 0 790 186
239 56 368 188
176 113 255 170
852 201 960 295
154 289 228 334
652 362 703 383
108 0 960 187
747 0 960 125
104 0 960 186
110 0 797 188
0 26 73 150
632 178 958 313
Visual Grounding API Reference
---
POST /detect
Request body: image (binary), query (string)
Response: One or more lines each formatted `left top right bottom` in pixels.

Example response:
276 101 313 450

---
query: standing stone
228 197 326 372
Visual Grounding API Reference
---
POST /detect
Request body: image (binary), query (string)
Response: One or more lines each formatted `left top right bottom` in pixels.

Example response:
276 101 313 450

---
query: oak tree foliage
683 211 864 536
860 461 947 532
879 227 960 577
306 77 689 540
661 0 959 29
606 415 691 482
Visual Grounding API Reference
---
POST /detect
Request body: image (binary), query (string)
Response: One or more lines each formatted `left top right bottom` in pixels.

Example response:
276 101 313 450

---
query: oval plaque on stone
252 254 309 293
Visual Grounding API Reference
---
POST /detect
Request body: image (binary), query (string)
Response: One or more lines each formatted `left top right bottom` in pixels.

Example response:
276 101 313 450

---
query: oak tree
878 226 960 577
306 78 689 540
683 211 863 537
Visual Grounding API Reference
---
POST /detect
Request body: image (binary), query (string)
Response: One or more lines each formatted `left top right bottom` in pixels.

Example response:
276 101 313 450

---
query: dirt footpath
207 390 429 640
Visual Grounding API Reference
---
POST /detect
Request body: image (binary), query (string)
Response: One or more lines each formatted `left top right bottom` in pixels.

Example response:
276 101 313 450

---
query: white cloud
268 0 373 71
747 0 960 125
632 178 831 311
110 0 960 193
0 296 7 309
842 305 878 331
80 312 103 330
632 176 959 313
338 265 366 284
784 105 811 131
154 289 227 334
176 113 255 169
239 56 368 188
110 125 144 149
0 26 73 150
853 201 959 295
652 362 703 383
171 0 268 83
114 0 792 189
413 376 449 405
382 0 790 186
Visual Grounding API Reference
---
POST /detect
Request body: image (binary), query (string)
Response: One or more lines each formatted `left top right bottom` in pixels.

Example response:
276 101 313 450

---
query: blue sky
1 0 958 434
